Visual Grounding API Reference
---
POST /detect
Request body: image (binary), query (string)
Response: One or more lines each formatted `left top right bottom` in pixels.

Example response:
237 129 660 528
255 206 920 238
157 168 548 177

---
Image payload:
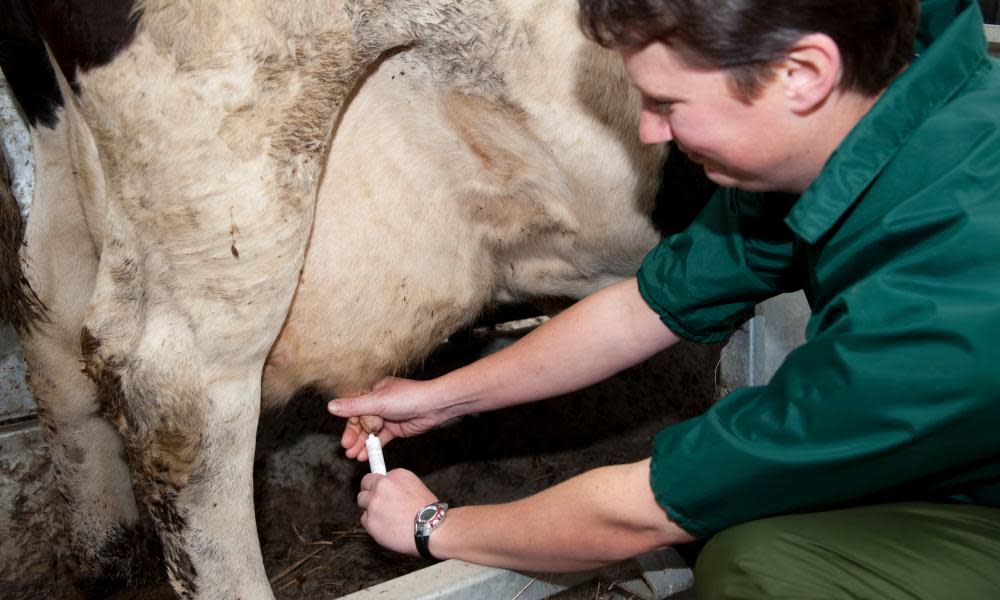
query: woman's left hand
357 469 439 556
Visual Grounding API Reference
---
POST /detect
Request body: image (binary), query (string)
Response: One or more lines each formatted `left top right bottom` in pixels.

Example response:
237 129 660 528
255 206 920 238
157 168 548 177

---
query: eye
643 96 675 114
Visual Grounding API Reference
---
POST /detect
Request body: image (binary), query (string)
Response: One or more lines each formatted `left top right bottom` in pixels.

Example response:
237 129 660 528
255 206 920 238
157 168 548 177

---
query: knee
694 520 796 600
80 327 204 480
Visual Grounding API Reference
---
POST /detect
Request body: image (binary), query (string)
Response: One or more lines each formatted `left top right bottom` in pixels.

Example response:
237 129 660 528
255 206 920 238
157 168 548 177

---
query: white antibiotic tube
366 433 387 475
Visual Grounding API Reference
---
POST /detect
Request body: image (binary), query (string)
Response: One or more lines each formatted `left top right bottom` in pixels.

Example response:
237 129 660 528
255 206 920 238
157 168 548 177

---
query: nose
638 109 673 144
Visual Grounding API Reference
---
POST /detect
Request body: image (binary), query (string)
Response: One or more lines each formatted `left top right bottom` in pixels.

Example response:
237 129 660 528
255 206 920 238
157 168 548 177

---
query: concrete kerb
987 24 1000 55
335 549 694 600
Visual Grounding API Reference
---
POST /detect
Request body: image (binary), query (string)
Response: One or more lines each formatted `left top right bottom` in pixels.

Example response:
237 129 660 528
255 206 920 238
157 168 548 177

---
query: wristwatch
414 501 449 561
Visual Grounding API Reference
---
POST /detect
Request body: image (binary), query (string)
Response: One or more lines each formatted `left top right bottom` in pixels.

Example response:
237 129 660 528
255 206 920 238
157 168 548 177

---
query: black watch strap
414 501 448 561
415 532 437 561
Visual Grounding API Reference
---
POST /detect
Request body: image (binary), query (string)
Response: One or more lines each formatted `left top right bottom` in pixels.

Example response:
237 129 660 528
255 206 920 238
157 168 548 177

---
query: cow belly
263 7 663 405
263 56 489 404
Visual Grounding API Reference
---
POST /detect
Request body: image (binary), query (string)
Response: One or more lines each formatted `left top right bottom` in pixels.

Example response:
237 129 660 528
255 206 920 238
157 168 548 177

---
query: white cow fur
16 0 663 597
265 0 662 401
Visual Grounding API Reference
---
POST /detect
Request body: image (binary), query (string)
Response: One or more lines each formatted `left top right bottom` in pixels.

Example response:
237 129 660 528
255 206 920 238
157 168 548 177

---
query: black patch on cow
72 523 166 599
0 138 47 332
80 327 130 427
0 1 139 127
0 0 64 126
148 494 199 599
30 1 140 83
651 142 719 237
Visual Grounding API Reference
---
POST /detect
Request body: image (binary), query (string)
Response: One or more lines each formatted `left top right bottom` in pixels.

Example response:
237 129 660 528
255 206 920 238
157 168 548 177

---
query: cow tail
0 140 46 333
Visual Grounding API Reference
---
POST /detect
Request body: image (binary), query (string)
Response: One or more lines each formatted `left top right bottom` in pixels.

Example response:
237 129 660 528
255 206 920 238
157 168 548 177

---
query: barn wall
0 70 62 595
0 70 34 422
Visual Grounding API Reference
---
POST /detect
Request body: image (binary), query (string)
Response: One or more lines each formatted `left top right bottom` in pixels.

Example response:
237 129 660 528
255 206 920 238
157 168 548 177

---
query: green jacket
638 0 1000 537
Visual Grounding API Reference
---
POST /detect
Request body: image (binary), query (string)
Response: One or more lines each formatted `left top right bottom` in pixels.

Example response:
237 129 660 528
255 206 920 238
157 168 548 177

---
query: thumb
328 392 382 418
372 376 397 392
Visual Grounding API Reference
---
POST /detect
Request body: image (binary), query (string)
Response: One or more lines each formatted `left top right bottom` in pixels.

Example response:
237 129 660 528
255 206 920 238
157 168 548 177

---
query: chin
705 168 773 192
704 170 742 189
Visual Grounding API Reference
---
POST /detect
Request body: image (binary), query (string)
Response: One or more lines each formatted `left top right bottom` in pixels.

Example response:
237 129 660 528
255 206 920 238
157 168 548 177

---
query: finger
346 436 368 461
329 395 381 419
360 472 386 493
388 468 415 481
344 431 360 458
357 489 370 509
341 422 361 450
356 435 370 461
377 429 395 447
361 510 369 528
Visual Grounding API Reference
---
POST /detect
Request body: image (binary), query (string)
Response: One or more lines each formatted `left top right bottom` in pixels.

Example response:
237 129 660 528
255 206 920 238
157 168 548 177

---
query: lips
676 144 727 176
676 144 705 165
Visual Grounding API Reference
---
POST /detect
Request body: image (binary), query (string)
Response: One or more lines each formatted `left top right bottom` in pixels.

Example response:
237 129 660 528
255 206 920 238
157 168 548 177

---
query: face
622 42 804 192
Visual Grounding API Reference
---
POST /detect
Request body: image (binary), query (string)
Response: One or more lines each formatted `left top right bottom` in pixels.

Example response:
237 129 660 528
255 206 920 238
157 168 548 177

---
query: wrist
430 374 479 421
424 505 461 561
414 501 450 561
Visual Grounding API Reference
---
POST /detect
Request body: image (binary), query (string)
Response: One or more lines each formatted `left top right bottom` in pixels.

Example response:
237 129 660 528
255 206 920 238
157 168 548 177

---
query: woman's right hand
330 376 451 461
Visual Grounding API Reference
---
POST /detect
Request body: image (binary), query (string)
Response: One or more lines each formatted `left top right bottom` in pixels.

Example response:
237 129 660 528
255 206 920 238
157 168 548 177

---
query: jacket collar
785 0 988 244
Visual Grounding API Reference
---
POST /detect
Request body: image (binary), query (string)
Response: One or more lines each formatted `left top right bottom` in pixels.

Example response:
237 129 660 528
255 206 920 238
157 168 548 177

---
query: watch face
419 506 439 522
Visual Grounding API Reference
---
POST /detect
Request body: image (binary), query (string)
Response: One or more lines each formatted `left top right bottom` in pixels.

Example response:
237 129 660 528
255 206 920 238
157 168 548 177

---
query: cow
0 0 669 597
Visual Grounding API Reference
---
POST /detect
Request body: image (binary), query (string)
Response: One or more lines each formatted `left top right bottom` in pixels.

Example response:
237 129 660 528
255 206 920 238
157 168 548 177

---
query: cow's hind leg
70 3 427 596
82 328 268 597
17 123 162 595
23 330 162 595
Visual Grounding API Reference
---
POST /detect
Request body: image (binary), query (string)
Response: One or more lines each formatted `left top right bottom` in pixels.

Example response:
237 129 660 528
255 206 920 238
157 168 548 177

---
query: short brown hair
579 0 919 101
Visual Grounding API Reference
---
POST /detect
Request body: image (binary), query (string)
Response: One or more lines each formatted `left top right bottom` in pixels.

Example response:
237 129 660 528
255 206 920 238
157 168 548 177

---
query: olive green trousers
694 502 1000 600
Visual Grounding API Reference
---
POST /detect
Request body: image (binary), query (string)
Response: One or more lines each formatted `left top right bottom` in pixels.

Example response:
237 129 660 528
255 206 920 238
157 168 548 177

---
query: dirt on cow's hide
253 336 720 599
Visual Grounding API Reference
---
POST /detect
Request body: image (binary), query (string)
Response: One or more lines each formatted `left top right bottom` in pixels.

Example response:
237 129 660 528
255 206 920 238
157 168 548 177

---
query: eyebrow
636 86 682 105
630 78 682 104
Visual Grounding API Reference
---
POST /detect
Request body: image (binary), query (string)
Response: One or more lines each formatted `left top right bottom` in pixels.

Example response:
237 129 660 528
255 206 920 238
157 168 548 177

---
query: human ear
778 33 840 114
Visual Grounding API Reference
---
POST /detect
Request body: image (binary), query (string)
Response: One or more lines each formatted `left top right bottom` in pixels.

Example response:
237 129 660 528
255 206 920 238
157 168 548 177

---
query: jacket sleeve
648 193 1000 537
637 188 801 343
